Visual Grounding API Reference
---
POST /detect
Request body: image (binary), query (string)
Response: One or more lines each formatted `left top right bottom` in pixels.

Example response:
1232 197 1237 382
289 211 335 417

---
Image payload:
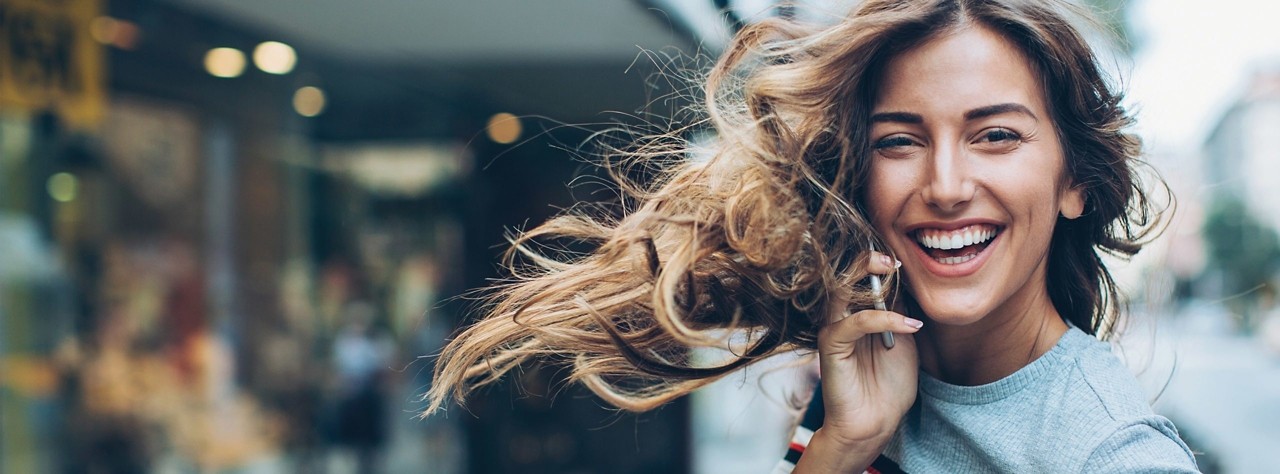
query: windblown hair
425 0 1163 415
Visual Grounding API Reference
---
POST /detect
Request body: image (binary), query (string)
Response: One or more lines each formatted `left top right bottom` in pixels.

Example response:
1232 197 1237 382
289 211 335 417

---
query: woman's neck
914 291 1068 386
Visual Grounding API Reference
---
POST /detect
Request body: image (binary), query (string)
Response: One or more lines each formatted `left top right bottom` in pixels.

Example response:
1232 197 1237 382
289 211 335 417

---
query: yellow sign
0 0 104 128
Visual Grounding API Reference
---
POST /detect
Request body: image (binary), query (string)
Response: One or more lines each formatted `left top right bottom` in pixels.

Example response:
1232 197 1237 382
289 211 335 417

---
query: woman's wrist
792 427 891 473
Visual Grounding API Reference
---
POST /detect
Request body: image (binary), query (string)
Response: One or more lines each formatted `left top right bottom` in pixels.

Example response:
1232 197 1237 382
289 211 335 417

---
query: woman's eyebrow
869 111 923 124
870 104 1036 125
964 103 1037 121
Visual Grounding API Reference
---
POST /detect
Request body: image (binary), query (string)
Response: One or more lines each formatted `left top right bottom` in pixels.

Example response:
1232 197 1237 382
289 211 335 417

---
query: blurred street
1149 301 1280 473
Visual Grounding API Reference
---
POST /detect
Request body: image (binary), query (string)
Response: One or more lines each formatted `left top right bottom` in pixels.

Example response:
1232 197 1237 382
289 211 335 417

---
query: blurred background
0 0 1277 472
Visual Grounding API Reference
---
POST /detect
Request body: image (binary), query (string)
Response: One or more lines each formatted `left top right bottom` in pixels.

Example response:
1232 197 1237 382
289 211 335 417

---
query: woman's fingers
866 251 900 275
821 309 923 347
819 250 908 337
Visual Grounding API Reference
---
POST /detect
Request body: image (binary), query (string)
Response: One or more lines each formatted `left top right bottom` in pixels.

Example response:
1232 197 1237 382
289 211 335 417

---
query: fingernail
880 255 894 267
894 259 902 269
903 317 924 329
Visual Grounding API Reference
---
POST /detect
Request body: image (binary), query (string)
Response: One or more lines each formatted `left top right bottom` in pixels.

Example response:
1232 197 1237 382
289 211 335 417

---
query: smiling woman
425 1 1197 472
866 25 1082 340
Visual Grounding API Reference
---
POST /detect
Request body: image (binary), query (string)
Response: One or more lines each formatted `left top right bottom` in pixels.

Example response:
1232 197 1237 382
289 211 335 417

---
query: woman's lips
909 225 1002 278
914 223 1000 250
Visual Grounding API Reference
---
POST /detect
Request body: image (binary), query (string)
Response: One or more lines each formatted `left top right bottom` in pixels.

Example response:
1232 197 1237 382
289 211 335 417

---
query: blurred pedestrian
332 301 393 473
425 1 1198 472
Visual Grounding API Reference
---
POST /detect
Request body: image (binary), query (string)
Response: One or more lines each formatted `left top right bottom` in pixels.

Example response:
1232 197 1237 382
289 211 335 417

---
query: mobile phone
870 243 895 349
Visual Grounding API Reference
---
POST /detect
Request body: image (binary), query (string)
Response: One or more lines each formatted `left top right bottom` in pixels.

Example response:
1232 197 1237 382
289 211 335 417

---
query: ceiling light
205 47 246 78
253 41 296 75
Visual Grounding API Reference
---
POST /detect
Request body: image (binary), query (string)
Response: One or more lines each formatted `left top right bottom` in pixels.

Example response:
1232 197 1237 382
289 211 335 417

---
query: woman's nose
921 144 976 212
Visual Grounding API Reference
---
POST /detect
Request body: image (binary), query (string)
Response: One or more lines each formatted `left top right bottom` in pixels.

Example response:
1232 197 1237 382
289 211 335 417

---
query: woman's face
864 26 1083 326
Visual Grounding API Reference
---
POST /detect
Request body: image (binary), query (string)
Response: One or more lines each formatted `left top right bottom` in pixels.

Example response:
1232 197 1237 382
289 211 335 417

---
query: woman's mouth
913 224 1002 265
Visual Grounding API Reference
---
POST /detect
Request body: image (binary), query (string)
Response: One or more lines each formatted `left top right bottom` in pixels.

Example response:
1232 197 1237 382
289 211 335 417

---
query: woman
427 0 1199 471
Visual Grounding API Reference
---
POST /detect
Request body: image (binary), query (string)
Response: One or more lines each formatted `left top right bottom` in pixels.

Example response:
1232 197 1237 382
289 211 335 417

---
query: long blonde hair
425 0 1159 415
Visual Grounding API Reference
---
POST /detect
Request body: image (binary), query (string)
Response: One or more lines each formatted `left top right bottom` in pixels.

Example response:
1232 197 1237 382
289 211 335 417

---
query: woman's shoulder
1054 327 1161 424
1047 328 1197 469
1080 419 1199 472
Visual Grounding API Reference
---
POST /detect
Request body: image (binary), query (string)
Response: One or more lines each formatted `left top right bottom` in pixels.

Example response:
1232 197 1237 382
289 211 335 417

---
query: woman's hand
794 252 921 473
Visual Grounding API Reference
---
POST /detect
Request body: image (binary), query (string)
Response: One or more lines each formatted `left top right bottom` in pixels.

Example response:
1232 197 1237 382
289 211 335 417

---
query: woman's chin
921 311 985 327
910 293 990 327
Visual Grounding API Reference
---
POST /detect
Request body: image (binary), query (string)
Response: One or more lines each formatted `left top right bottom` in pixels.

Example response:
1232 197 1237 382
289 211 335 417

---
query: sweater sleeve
1081 420 1199 473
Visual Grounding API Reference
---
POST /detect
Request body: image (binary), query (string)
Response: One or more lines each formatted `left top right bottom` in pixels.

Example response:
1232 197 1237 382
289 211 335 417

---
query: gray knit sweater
882 327 1199 473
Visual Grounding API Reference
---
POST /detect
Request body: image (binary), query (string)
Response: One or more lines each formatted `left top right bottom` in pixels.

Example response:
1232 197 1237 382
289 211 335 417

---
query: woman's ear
1059 185 1085 219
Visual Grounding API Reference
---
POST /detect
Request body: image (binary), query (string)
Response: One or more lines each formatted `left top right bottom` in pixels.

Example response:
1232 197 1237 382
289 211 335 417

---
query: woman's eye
874 136 916 149
979 129 1021 143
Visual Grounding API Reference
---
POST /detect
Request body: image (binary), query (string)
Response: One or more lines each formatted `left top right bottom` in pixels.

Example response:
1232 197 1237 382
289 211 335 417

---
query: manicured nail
880 254 901 269
903 317 924 329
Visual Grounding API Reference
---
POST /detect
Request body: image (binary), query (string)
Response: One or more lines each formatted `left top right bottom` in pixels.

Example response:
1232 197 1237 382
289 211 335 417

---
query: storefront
2 0 108 470
1 0 698 471
0 0 453 469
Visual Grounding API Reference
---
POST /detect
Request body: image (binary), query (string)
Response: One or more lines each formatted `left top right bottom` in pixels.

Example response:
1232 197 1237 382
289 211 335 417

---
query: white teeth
938 254 978 265
914 225 999 250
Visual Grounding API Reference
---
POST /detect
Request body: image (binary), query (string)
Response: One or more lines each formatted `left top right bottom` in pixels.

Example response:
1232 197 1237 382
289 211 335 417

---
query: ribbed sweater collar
917 327 1090 405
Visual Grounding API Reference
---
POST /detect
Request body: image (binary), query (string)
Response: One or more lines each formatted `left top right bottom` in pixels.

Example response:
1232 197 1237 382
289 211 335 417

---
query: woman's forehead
872 26 1048 119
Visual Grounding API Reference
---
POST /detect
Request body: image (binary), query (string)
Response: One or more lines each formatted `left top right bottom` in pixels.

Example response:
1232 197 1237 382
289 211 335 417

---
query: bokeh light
204 47 246 78
47 173 78 203
486 112 522 144
89 16 141 50
253 41 297 75
293 86 326 117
